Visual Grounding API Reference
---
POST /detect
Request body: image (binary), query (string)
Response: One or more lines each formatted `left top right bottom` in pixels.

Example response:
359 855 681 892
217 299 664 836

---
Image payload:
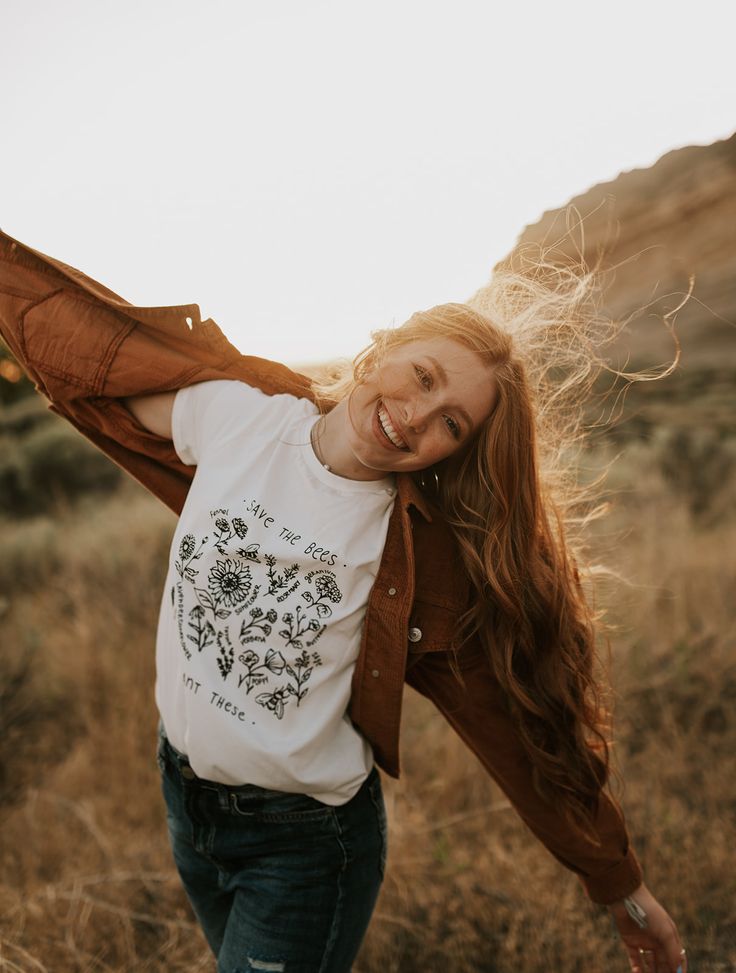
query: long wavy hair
311 231 680 836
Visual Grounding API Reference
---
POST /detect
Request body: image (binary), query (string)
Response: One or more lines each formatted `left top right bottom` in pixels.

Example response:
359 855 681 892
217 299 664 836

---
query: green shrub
654 426 736 519
0 514 65 590
18 422 122 511
0 435 32 512
0 393 51 436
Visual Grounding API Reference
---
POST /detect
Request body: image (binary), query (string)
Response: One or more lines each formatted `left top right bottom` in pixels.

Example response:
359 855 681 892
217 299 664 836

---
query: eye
443 415 460 439
413 364 432 390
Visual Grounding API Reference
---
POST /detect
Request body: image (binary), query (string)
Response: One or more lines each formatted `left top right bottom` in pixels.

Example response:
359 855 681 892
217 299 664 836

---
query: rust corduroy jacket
0 229 643 904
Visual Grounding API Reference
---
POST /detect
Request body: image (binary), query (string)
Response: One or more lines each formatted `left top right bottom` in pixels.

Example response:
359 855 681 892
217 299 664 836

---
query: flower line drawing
239 606 278 644
264 554 300 597
171 511 345 724
216 629 235 680
285 650 323 705
301 572 343 618
278 604 323 649
195 559 257 621
175 533 208 582
210 511 250 555
187 605 216 653
237 647 286 694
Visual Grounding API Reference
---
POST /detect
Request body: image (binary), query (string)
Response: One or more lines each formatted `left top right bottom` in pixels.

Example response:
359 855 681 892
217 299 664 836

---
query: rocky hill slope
507 131 736 371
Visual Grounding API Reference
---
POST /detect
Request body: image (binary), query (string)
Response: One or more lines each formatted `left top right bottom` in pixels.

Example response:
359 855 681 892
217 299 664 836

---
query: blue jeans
157 729 387 973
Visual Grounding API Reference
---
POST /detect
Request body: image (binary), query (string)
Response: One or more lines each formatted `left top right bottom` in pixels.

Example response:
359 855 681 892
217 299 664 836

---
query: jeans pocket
228 790 335 823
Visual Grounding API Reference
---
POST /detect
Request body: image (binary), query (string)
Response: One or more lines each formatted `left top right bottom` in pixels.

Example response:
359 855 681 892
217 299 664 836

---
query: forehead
388 335 485 367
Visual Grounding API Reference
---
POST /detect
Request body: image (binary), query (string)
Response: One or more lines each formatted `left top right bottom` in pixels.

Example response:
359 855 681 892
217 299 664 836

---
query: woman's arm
121 391 177 439
405 647 687 971
405 643 641 900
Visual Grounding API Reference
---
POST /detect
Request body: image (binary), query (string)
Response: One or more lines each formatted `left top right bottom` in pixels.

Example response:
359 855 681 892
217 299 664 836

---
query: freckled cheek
417 436 453 465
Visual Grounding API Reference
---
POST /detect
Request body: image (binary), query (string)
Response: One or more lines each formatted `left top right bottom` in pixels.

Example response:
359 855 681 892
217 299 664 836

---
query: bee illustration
255 686 294 720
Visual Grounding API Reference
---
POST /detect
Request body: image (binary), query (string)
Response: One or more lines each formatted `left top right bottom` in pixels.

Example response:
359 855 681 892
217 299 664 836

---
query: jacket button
408 627 422 643
181 765 196 780
371 669 380 678
388 587 397 596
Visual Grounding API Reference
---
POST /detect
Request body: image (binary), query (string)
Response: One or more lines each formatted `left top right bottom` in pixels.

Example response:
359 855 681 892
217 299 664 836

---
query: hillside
507 132 736 370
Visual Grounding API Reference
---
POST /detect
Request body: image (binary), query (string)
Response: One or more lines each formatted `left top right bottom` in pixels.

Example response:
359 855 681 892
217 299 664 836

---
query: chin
357 453 396 475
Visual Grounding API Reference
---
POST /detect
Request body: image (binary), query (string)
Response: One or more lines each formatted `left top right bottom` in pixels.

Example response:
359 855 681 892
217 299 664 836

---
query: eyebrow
426 355 474 434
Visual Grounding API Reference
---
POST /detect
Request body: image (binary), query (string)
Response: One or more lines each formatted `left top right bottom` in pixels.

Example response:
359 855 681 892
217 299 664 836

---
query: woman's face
343 335 498 475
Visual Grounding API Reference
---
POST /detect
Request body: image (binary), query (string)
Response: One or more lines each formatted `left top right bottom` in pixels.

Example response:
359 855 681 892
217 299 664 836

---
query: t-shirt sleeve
172 379 272 466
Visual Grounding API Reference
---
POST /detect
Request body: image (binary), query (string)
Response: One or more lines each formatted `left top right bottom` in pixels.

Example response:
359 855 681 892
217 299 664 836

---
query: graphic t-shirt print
163 380 395 800
170 507 342 722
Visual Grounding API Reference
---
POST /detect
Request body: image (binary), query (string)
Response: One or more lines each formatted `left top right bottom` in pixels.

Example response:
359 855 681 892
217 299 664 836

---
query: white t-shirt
155 379 397 805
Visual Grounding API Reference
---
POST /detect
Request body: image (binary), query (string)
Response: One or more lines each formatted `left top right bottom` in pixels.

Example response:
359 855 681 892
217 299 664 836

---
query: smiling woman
311 297 609 817
0 227 687 973
310 324 499 479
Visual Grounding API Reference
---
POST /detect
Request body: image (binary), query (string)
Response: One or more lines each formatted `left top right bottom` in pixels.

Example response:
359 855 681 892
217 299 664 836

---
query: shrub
654 425 736 520
0 392 51 436
0 435 32 512
18 421 122 511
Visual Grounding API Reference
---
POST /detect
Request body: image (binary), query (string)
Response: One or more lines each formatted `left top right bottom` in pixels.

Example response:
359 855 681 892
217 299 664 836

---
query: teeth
378 406 407 449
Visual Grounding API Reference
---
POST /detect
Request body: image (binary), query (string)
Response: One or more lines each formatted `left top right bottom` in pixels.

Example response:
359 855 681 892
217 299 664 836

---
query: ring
680 947 687 956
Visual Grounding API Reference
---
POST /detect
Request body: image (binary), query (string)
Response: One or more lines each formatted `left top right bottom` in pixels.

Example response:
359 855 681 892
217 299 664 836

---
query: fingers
628 947 658 973
646 911 687 973
625 942 687 973
676 944 688 973
664 924 688 973
625 942 645 973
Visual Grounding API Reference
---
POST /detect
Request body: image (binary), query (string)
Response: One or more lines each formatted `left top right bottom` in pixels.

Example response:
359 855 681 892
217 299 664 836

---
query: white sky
2 0 734 366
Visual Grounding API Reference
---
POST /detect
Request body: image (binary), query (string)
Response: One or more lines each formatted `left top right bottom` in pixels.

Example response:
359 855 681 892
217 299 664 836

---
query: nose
403 398 431 432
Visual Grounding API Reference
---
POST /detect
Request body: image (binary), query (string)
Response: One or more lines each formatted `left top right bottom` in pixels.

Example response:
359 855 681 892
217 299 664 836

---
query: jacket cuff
579 847 643 904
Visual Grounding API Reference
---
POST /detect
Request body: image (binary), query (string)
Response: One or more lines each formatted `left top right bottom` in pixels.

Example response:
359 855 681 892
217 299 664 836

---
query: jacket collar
397 473 433 523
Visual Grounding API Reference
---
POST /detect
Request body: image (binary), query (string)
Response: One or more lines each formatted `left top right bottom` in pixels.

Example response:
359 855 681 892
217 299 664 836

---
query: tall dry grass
0 441 734 971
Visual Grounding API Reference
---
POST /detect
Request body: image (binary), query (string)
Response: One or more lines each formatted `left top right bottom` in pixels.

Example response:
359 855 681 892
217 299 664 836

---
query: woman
0 229 686 973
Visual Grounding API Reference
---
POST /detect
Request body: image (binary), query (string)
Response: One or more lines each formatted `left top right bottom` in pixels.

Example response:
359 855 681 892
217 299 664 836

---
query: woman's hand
607 883 687 973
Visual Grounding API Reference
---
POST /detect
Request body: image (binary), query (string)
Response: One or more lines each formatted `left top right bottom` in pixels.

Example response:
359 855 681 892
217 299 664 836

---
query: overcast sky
2 0 734 365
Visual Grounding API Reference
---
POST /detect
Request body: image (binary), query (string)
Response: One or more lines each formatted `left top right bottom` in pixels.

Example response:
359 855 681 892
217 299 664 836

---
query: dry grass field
0 367 734 972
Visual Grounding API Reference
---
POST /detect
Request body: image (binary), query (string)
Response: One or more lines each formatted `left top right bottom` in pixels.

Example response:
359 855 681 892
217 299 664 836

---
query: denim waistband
158 725 377 800
160 730 276 794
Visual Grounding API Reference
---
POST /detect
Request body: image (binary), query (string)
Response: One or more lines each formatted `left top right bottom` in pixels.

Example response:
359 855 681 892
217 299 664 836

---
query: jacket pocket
20 289 134 399
407 598 464 654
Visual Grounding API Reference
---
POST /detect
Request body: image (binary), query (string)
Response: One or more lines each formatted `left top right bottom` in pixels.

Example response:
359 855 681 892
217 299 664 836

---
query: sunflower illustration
208 559 252 607
178 533 196 560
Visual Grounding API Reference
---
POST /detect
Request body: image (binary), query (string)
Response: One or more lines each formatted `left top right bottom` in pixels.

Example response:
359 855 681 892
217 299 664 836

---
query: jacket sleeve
0 230 236 403
404 640 643 905
0 229 312 514
0 233 204 512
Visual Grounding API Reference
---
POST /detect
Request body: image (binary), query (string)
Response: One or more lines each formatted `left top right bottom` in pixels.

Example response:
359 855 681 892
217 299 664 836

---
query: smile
376 403 409 450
